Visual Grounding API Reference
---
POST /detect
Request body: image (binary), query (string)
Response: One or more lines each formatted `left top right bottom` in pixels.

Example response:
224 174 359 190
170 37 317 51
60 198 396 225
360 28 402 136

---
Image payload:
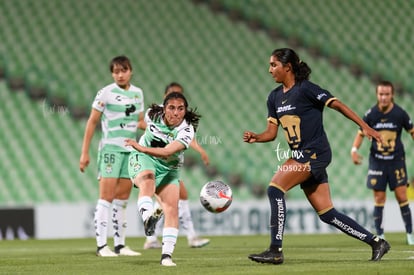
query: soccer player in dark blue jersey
243 48 390 264
351 80 414 245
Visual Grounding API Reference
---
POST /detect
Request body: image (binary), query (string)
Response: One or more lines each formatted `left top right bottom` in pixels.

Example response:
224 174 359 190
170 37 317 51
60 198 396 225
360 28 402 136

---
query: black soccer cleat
248 249 284 265
144 208 163 236
370 238 390 261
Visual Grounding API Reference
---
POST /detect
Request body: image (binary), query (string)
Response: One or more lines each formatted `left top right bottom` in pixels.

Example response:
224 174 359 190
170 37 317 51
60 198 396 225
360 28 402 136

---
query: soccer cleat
144 208 164 236
407 233 414 245
115 245 142 256
370 238 390 261
188 237 210 248
143 239 162 249
96 245 118 257
160 254 176 267
248 249 284 265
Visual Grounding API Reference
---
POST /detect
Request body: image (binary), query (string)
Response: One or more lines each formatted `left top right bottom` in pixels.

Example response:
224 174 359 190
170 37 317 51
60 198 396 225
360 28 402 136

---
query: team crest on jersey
105 164 113 174
129 157 141 172
132 162 140 172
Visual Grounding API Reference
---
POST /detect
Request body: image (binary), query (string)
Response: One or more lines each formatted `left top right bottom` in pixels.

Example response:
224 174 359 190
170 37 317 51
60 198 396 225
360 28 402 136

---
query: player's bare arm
190 139 209 166
244 121 278 143
351 132 364 165
79 109 101 172
329 100 382 144
125 139 185 158
137 112 146 130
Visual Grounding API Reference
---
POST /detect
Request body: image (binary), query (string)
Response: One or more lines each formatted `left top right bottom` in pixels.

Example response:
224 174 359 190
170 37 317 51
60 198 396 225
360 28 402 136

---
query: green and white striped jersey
92 83 144 152
139 110 194 168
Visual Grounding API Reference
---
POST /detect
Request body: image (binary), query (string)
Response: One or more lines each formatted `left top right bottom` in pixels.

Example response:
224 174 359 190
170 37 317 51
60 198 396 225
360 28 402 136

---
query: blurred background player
80 56 144 257
244 48 389 264
143 82 210 249
126 92 201 266
351 80 414 245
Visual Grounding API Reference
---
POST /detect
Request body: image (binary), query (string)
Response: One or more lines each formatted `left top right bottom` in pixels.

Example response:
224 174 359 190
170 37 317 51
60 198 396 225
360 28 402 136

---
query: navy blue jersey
267 80 337 162
362 103 413 161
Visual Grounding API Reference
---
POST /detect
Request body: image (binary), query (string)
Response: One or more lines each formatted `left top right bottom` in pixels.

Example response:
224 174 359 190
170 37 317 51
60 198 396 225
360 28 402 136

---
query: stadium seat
0 0 413 205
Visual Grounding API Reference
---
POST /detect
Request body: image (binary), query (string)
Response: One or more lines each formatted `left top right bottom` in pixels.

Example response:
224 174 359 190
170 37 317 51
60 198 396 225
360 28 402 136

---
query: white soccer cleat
96 245 118 257
117 246 142 256
160 255 176 266
188 237 210 248
143 239 162 249
407 233 414 245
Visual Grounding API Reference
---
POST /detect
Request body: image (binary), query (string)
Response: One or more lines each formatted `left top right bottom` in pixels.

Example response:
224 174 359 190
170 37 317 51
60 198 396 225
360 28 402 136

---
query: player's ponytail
148 104 163 121
185 107 201 131
271 48 311 82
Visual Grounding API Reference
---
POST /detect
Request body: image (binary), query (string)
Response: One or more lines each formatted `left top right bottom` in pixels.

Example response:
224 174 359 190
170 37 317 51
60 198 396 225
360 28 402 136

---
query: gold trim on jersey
267 117 278 125
325 97 337 106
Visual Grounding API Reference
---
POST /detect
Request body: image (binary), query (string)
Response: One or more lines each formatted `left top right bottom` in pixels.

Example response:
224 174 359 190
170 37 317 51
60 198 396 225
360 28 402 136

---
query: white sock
162 227 178 256
94 199 111 247
146 235 158 242
179 200 196 240
137 196 154 222
112 199 128 247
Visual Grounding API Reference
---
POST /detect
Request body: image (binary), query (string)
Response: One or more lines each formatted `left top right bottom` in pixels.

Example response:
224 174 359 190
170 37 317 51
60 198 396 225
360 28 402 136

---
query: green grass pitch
1 233 413 274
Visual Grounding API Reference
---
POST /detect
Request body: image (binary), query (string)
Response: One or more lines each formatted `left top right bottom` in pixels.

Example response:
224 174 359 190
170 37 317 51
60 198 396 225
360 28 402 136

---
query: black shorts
367 158 408 191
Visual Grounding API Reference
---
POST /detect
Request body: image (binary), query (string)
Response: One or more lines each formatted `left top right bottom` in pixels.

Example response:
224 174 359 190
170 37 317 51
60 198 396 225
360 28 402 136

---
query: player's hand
362 127 382 144
125 138 137 147
243 131 257 143
200 151 210 166
79 154 89 172
351 151 363 165
125 139 140 150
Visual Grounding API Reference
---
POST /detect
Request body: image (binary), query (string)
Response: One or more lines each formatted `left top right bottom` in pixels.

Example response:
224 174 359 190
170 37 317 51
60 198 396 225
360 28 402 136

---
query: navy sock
373 205 384 235
400 203 413 234
267 185 285 249
319 208 375 244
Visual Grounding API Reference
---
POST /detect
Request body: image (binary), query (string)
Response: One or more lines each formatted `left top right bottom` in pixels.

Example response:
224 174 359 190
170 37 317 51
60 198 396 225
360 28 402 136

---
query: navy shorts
367 157 408 191
295 148 332 189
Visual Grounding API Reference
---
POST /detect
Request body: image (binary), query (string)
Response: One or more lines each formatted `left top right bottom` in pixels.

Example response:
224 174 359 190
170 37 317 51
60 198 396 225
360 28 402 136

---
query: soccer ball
199 180 232 213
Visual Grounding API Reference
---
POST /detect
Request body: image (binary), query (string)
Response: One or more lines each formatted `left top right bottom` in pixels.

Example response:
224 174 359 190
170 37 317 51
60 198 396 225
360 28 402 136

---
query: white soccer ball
199 180 232 213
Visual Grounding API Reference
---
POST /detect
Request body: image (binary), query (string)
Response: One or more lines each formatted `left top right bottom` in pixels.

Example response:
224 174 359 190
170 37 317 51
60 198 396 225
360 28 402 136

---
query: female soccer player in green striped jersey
80 56 144 257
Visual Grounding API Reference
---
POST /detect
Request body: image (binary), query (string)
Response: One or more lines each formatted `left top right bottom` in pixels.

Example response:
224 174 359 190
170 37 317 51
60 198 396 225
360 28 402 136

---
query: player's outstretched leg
319 207 390 261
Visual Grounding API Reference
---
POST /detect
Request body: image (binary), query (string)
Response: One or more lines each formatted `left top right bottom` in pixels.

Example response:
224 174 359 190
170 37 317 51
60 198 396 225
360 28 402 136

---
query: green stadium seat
0 0 413 205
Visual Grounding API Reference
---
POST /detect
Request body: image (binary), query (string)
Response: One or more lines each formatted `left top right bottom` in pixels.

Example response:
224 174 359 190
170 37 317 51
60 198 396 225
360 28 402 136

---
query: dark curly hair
148 92 201 130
